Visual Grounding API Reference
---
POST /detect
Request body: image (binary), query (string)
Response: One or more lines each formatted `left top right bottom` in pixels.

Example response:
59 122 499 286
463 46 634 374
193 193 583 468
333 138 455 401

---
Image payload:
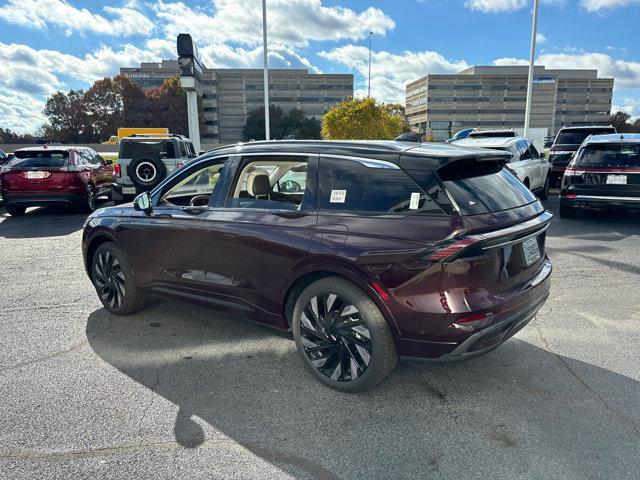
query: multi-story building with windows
120 61 353 145
405 66 614 140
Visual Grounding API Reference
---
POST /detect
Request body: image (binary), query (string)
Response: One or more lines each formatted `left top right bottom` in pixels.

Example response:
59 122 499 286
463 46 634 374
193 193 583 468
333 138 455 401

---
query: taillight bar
566 167 640 174
113 164 121 177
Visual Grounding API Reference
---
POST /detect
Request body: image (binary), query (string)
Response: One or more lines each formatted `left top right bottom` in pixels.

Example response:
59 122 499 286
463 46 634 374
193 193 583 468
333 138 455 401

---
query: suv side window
519 141 532 160
319 157 443 215
178 141 187 158
227 157 310 211
528 144 540 159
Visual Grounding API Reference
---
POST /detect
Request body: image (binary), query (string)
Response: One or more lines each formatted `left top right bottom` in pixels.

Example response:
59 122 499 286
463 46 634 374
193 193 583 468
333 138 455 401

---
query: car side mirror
134 192 152 213
103 158 113 165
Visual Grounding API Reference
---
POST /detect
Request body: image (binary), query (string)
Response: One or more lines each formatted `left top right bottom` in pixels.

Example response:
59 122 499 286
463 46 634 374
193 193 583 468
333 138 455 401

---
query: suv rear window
438 161 537 215
319 157 443 214
469 131 516 138
10 151 69 168
555 127 615 145
574 143 640 168
120 141 176 159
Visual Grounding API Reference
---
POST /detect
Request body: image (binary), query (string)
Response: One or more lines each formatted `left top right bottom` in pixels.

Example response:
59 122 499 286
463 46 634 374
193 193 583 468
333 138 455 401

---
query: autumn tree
609 111 640 133
321 97 403 140
42 90 94 143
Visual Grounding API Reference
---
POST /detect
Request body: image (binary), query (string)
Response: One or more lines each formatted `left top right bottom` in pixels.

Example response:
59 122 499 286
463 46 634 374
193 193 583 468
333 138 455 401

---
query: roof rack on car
124 133 188 139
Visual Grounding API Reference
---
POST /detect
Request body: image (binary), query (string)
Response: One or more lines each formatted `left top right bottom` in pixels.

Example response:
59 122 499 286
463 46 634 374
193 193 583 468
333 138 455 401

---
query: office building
405 66 614 140
121 61 353 144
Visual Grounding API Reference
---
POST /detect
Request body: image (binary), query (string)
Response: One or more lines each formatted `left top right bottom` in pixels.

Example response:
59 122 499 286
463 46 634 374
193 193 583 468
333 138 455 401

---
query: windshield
439 162 536 215
10 151 69 168
574 143 640 168
555 128 615 145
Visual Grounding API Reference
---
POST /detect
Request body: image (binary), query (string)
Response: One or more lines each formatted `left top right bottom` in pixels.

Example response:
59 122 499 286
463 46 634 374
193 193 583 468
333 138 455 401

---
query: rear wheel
559 204 577 218
292 277 397 392
5 204 26 217
81 184 97 213
538 175 550 200
90 242 146 315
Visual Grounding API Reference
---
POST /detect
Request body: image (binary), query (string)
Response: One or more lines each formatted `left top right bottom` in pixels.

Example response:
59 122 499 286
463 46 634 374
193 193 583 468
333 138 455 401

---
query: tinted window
519 141 532 160
319 157 443 214
574 143 640 168
178 142 187 157
10 151 69 168
469 131 516 138
120 141 176 159
439 162 536 215
555 128 615 145
529 144 540 158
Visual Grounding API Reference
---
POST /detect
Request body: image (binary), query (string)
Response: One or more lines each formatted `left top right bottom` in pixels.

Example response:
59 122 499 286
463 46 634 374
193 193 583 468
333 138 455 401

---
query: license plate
122 187 136 194
522 237 541 266
607 174 627 185
26 171 48 179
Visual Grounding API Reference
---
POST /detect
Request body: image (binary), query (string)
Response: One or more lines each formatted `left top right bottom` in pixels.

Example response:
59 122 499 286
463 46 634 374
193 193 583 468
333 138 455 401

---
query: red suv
0 146 113 216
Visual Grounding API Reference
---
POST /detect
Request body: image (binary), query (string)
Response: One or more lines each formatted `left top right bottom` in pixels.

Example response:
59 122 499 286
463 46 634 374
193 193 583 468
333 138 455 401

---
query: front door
200 154 319 327
117 157 227 304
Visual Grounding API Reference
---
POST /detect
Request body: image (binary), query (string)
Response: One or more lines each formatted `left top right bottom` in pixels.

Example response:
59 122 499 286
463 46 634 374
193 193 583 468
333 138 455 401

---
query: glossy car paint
1 147 113 208
560 134 640 212
82 141 552 360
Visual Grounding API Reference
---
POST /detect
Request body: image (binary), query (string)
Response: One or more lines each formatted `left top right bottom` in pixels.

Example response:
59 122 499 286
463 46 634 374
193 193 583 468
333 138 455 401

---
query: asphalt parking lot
1 192 639 480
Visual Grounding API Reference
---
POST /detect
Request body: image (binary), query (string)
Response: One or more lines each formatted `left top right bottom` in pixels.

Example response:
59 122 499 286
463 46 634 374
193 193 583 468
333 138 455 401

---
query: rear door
199 153 319 327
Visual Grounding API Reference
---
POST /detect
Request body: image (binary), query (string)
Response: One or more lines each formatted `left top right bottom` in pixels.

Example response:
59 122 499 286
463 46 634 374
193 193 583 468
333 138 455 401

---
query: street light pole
524 0 540 138
368 31 373 98
262 0 270 140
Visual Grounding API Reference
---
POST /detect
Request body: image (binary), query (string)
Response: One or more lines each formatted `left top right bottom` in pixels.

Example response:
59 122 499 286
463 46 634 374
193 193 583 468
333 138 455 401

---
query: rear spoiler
399 147 512 171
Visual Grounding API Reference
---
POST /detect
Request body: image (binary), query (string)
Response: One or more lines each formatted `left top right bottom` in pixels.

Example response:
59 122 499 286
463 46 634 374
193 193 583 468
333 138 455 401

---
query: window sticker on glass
330 189 347 203
409 192 420 210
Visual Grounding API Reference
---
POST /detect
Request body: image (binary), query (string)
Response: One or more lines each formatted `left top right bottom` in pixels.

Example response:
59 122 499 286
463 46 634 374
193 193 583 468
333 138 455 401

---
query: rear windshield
555 128 615 145
10 151 69 168
574 143 640 168
120 140 176 159
469 131 516 138
439 161 537 215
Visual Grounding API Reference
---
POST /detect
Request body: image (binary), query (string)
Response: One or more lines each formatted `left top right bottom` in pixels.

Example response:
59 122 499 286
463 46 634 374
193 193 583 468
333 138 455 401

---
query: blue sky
0 0 639 132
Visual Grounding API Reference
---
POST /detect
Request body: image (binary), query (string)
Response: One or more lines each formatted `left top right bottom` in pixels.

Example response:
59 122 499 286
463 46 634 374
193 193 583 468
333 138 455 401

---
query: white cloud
0 0 154 37
319 45 469 103
581 0 640 12
536 33 547 43
465 0 528 12
153 0 394 48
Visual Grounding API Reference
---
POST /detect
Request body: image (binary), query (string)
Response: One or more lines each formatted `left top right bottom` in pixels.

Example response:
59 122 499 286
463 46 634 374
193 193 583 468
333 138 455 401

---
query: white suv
453 136 551 199
112 134 196 203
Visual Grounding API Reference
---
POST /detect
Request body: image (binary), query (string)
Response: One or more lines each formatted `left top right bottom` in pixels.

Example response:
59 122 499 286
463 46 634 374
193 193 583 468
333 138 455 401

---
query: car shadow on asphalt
0 199 112 239
86 302 640 479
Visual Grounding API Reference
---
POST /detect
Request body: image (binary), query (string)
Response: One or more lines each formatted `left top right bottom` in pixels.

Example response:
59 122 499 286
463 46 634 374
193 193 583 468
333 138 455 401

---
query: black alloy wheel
93 249 126 310
82 184 97 213
129 156 166 189
136 162 158 183
90 242 146 315
293 277 397 392
300 293 372 382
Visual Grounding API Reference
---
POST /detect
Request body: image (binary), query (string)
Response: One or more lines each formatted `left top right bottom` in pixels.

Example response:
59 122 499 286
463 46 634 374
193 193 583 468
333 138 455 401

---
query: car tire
559 204 577 218
81 184 97 213
90 242 146 315
538 175 550 200
292 277 397 393
128 156 166 190
5 204 26 217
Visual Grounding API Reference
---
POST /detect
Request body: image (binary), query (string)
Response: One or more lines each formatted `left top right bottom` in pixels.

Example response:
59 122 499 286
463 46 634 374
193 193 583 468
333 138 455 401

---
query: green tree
42 89 94 143
609 111 640 133
243 106 321 141
321 97 403 140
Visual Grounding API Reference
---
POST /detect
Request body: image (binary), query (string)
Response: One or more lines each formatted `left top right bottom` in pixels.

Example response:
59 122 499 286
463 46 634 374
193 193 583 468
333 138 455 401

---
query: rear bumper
3 192 84 207
398 258 552 361
561 194 640 211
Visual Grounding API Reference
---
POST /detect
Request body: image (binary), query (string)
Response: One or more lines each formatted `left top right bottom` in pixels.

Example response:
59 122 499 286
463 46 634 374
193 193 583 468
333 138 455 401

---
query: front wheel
90 242 146 315
292 277 397 392
81 184 97 213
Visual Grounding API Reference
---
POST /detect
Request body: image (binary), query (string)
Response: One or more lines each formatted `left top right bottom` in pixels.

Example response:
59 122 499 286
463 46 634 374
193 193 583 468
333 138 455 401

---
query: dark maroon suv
82 141 552 392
